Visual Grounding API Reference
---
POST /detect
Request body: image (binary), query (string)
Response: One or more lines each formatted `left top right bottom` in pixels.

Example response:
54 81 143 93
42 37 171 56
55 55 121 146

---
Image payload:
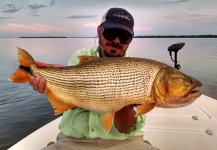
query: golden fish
9 47 202 133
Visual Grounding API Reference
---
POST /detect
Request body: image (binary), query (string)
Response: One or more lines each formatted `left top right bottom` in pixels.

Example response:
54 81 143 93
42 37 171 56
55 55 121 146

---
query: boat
8 94 217 150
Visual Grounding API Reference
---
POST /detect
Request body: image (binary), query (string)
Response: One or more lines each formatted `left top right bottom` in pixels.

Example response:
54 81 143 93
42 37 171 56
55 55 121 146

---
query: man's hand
29 61 62 94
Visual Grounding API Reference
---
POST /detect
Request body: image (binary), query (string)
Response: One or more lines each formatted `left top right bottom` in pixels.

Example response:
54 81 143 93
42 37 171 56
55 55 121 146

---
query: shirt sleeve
68 46 99 66
68 51 80 66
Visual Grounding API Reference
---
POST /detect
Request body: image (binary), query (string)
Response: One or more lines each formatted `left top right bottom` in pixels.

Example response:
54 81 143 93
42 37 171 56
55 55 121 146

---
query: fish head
154 67 202 108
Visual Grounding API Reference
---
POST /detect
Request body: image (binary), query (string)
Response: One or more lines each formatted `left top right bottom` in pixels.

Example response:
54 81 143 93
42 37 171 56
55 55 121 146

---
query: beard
98 36 128 57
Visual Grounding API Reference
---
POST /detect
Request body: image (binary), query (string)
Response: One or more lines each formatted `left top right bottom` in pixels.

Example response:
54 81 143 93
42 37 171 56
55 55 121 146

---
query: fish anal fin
46 87 76 114
100 111 115 134
8 68 30 83
135 103 156 117
17 47 35 67
77 56 99 65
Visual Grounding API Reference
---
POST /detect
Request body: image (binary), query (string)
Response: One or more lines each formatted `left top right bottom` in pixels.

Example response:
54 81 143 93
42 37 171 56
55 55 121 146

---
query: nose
112 36 120 44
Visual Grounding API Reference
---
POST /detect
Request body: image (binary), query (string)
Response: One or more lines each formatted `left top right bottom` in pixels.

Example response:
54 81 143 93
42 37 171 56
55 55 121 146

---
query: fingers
71 107 77 110
127 104 135 109
29 61 62 94
51 64 62 67
35 61 62 68
30 76 46 94
35 61 48 68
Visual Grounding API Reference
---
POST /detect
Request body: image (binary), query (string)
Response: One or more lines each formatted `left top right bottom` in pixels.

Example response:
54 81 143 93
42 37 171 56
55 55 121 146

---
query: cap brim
101 22 134 36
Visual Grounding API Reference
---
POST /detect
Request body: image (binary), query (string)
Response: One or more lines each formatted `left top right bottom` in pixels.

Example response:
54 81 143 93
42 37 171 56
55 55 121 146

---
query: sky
0 0 217 38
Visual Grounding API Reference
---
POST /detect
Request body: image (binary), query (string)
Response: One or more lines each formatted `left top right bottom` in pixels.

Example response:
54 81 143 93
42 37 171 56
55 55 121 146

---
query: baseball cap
101 7 134 36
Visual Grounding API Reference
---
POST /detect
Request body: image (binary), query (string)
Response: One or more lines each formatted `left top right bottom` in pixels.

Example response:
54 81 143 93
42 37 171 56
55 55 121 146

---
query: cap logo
113 12 130 21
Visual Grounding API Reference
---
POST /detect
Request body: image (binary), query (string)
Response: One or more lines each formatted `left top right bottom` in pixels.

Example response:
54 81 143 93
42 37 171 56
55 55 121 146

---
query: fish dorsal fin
77 56 99 65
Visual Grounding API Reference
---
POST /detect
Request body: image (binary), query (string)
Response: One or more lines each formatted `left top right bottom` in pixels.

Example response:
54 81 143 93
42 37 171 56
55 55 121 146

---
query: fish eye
189 78 193 84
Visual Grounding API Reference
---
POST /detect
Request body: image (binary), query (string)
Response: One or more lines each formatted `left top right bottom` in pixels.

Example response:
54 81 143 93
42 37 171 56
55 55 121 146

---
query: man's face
98 26 132 57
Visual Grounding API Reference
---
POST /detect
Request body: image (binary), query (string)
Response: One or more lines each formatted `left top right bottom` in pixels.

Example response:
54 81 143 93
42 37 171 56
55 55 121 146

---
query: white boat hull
9 95 217 150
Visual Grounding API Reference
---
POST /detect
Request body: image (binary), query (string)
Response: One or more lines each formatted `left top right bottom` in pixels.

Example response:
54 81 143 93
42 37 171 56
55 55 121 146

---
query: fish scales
31 57 164 111
9 48 203 133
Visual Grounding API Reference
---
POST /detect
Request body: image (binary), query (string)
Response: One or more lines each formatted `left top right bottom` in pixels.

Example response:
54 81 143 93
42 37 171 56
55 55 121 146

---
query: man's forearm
114 105 136 133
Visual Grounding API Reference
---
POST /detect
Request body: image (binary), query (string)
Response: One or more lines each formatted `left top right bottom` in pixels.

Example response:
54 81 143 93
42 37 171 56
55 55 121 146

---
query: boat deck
9 95 217 150
143 94 217 150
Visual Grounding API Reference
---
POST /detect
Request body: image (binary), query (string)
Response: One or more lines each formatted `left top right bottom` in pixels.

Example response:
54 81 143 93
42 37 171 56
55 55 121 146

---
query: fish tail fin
8 68 30 83
17 47 35 67
8 47 35 83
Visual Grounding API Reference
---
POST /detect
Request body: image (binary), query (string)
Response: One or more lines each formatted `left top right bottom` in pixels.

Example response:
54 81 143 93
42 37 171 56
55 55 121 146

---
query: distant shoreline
19 36 68 38
135 35 217 38
18 35 217 38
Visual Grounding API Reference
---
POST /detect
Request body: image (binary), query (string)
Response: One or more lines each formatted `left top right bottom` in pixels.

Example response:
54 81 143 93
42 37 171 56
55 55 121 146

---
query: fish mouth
183 78 203 99
189 90 202 98
182 85 202 100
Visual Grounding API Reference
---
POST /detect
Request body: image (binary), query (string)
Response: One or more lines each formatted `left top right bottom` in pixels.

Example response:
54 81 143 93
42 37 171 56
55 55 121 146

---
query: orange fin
17 47 35 67
77 56 99 65
46 87 76 114
8 68 30 83
100 111 115 134
135 103 156 117
8 48 35 83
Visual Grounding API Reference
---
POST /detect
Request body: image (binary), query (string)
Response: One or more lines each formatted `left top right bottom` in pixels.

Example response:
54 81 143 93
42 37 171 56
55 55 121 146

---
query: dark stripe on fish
19 65 33 76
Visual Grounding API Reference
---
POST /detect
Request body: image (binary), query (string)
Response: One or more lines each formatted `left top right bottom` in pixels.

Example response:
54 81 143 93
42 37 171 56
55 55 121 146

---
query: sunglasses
101 27 133 44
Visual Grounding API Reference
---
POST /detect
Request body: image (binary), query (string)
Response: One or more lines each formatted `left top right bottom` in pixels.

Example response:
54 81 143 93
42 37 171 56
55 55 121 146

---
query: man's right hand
29 61 62 94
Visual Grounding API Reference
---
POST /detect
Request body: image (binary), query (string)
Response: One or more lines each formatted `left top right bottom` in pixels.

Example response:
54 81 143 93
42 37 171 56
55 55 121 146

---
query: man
30 7 158 150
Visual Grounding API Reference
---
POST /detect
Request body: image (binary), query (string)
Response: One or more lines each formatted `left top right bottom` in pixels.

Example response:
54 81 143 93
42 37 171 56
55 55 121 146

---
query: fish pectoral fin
77 56 99 65
46 88 76 114
8 68 30 83
135 103 156 117
100 111 115 134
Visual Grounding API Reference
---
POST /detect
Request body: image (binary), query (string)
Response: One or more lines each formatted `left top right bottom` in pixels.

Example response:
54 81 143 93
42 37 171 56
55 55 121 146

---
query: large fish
9 47 202 133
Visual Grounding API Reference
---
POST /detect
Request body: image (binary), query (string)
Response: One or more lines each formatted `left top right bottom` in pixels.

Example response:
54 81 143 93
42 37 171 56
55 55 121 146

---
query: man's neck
98 47 105 57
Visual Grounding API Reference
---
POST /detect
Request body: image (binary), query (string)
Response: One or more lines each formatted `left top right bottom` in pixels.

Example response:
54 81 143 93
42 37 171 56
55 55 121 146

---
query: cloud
166 13 216 20
84 23 98 28
1 4 23 13
176 0 190 2
162 0 190 4
165 13 217 25
33 14 39 17
28 4 46 10
67 15 97 19
5 4 15 7
0 17 13 19
1 23 72 35
51 0 56 6
31 10 40 16
134 25 153 31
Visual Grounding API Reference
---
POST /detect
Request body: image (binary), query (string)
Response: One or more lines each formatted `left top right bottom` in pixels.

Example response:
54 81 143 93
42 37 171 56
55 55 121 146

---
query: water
0 38 216 149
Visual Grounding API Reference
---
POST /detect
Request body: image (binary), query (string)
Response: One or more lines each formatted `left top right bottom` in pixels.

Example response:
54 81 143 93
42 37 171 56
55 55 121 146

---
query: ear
97 26 101 37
